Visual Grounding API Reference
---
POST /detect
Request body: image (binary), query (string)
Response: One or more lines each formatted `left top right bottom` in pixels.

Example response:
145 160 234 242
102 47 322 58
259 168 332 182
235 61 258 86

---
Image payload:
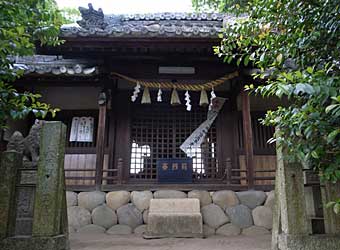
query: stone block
149 198 200 213
188 190 212 207
66 192 78 207
277 234 340 250
0 151 21 239
106 191 130 210
242 226 270 236
212 190 239 209
0 235 68 250
145 199 203 238
131 191 153 211
216 224 241 236
321 181 340 234
236 190 267 209
225 204 253 229
252 206 273 230
153 190 187 199
67 206 91 231
77 224 105 234
264 190 275 210
201 203 229 229
78 191 105 212
203 225 215 237
92 204 117 229
117 204 143 229
68 226 76 234
134 225 147 235
143 209 149 224
106 225 132 235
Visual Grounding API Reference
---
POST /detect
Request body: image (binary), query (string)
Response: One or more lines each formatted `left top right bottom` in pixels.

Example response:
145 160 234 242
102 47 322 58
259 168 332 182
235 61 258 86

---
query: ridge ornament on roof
61 3 231 38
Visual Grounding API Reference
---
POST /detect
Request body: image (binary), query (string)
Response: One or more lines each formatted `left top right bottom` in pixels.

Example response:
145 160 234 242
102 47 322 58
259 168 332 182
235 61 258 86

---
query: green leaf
326 104 339 113
249 52 256 60
244 54 250 66
327 129 340 143
311 151 319 159
237 57 242 66
306 67 314 74
334 203 340 214
260 52 265 62
326 201 336 208
276 53 283 63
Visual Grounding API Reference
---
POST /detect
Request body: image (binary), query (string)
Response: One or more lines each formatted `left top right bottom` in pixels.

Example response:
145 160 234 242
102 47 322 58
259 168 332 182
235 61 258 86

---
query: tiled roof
12 55 99 76
61 3 233 38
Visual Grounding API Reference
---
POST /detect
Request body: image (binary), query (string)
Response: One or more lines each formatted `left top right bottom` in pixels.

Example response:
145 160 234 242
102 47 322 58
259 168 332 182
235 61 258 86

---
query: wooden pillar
95 91 108 190
241 90 255 189
114 91 131 183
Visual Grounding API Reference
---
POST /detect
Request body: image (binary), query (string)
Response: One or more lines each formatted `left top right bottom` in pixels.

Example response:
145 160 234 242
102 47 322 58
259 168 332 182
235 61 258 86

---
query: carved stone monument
0 121 69 250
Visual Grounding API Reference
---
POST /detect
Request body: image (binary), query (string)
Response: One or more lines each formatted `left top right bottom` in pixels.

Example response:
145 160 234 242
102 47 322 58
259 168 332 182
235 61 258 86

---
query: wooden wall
239 155 276 185
64 154 109 186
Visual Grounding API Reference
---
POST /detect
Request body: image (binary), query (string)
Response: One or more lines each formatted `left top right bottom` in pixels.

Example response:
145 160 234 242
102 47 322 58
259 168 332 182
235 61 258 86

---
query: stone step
144 198 203 238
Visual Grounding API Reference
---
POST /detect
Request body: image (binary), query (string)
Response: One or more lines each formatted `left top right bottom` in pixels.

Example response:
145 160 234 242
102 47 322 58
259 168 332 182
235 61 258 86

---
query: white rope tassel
157 88 162 102
209 88 217 110
185 91 192 111
131 82 141 102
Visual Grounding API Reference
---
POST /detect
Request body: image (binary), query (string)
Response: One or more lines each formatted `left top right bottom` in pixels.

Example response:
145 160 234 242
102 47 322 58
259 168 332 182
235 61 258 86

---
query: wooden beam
241 89 255 189
65 184 274 192
95 94 107 190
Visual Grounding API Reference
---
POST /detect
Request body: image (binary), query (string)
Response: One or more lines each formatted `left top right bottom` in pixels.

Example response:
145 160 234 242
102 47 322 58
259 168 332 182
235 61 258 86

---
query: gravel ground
70 233 271 250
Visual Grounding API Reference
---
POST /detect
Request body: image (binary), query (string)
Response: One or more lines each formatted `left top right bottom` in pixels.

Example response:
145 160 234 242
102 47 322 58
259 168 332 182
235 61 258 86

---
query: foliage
59 7 81 24
326 198 340 215
193 0 340 200
192 0 248 12
0 0 63 129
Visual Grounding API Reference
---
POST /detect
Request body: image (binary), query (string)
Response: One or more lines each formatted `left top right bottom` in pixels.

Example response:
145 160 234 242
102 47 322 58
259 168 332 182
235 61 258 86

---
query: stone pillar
272 145 311 250
271 167 281 250
277 146 310 235
32 122 66 237
0 151 21 239
321 181 340 234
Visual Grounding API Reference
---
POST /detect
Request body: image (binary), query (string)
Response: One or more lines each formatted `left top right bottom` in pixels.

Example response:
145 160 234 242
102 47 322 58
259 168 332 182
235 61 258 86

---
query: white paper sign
180 97 226 157
85 117 94 142
70 116 94 142
69 117 79 142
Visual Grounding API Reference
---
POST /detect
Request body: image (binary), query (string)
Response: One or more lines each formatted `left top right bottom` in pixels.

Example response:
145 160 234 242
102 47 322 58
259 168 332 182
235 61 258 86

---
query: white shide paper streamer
180 97 226 157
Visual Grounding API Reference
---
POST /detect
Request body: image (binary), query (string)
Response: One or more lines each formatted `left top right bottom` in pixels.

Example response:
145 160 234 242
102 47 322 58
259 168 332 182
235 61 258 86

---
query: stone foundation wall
67 190 274 237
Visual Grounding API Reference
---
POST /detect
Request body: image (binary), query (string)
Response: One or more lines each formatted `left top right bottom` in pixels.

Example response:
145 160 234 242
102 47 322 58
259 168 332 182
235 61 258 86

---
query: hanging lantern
157 88 162 102
141 87 151 104
184 91 191 111
171 88 181 106
199 89 209 107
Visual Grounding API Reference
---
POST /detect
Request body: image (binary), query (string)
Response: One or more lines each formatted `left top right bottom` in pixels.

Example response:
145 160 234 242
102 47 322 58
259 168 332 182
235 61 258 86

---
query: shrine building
9 4 281 192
